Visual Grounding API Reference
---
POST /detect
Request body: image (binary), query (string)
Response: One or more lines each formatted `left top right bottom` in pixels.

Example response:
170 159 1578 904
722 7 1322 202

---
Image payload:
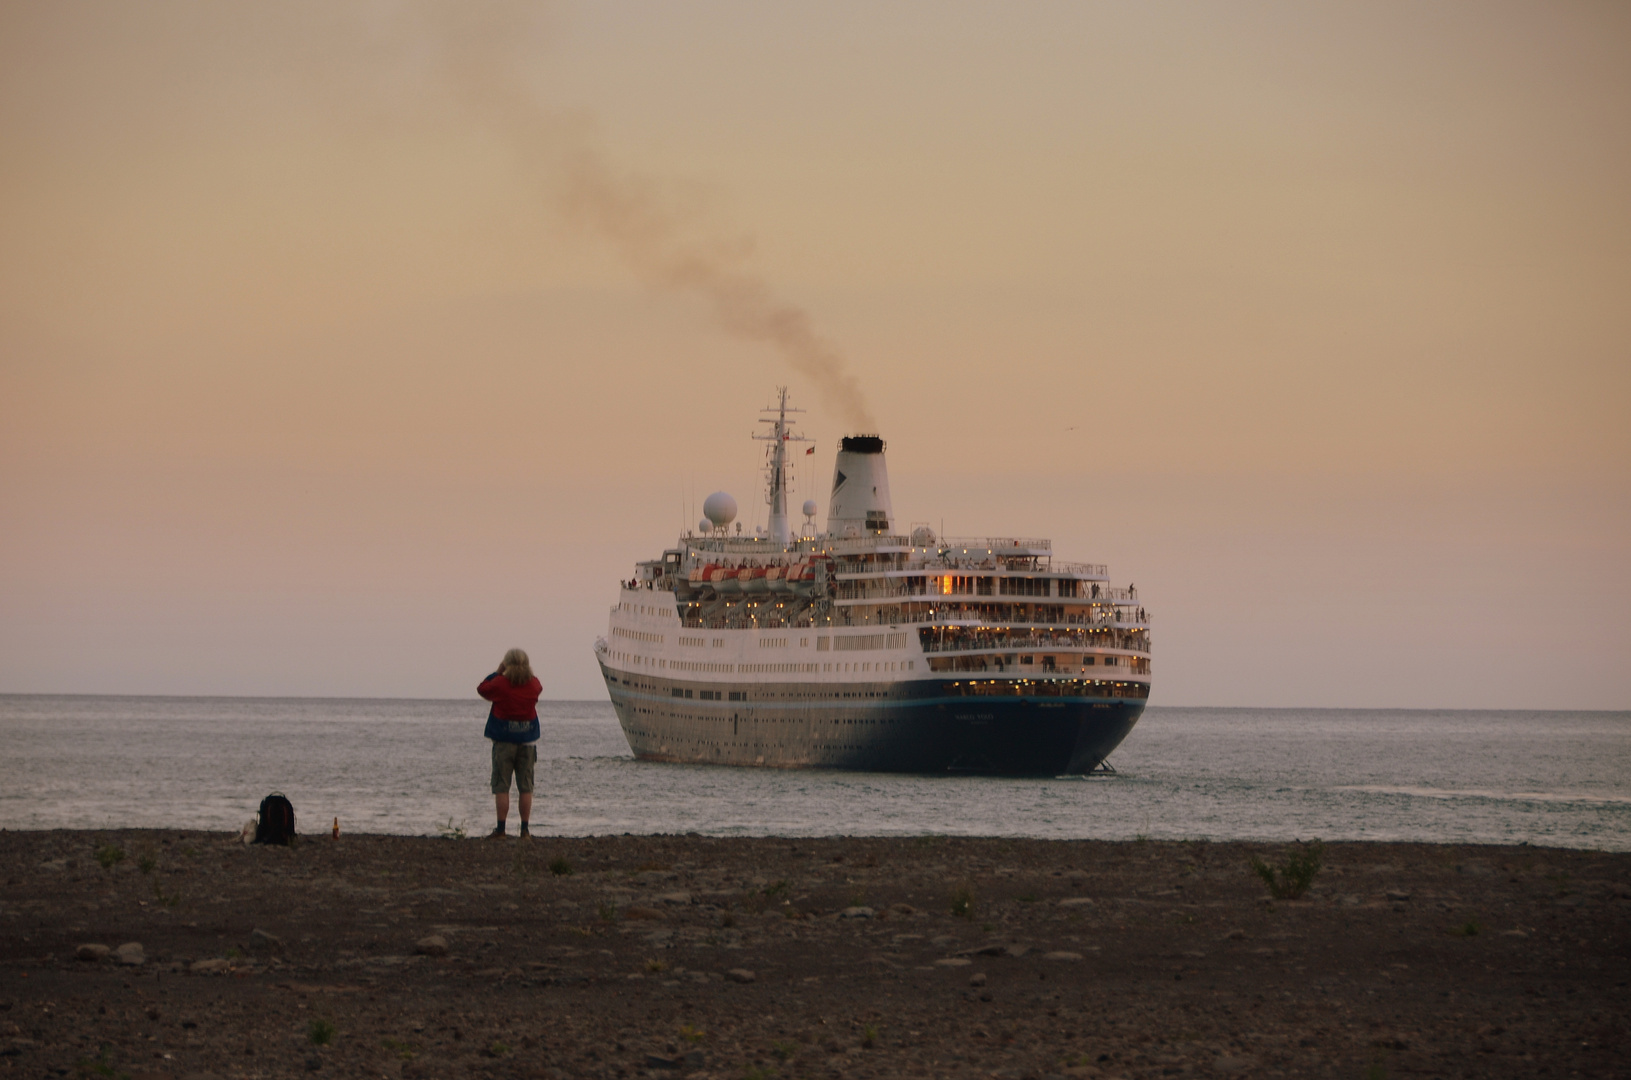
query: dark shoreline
3 827 1628 853
3 830 1627 1079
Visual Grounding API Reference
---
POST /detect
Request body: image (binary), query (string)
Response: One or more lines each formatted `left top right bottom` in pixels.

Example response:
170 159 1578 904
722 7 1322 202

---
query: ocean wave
1333 785 1631 806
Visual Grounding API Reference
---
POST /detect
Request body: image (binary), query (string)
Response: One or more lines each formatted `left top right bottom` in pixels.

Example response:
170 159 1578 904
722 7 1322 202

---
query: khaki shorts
490 741 538 794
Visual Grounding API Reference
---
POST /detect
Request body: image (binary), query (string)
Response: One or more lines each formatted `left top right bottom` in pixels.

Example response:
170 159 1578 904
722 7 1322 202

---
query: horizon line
0 691 1626 714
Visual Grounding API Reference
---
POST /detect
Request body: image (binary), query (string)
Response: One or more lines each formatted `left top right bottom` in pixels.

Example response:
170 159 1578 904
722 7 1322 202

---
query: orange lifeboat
741 565 769 594
691 564 720 595
764 565 788 594
786 559 816 597
713 565 742 595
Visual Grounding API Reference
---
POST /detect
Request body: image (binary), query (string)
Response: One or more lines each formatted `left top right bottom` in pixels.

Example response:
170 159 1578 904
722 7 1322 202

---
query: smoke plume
429 6 876 432
554 149 875 432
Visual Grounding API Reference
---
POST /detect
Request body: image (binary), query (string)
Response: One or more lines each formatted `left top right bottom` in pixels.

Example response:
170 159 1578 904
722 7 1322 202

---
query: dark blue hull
599 662 1145 776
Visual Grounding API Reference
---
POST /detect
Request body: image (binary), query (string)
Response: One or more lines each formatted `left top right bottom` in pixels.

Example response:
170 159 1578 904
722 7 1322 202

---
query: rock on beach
413 935 448 957
248 928 282 953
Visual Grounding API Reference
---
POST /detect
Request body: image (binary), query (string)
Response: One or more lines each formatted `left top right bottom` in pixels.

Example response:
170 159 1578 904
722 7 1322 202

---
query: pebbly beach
2 829 1628 1080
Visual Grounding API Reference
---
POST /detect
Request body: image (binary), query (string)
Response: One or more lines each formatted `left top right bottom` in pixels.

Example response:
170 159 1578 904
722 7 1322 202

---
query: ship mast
754 387 810 546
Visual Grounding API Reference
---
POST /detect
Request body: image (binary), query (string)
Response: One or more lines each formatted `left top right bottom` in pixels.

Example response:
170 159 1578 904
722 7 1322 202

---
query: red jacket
478 673 542 720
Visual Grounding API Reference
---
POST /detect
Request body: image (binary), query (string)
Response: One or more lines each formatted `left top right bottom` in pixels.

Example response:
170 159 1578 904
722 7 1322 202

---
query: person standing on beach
477 648 542 839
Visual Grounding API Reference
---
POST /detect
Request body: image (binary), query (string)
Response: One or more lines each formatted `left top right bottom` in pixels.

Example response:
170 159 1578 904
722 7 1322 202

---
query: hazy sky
2 1 1627 707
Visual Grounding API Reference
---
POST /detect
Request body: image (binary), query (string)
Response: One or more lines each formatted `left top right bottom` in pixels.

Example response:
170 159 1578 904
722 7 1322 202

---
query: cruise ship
594 391 1151 775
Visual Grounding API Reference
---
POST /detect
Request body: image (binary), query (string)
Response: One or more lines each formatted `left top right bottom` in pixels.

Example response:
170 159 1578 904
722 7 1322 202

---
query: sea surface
1 697 1627 850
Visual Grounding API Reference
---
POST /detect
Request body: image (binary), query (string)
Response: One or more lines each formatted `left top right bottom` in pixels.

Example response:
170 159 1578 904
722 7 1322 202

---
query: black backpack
254 792 296 846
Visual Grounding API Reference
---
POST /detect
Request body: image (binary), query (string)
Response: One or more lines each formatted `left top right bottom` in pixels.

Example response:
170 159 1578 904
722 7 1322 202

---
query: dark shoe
518 825 532 839
485 826 508 839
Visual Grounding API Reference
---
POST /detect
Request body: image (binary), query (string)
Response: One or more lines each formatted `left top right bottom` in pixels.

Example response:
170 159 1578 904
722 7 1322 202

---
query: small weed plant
762 879 790 899
679 1024 705 1044
1249 840 1325 900
438 818 468 841
549 856 575 876
307 1018 336 1046
137 853 157 874
771 1040 798 1061
645 958 668 973
950 885 975 919
1456 919 1484 937
861 1024 879 1048
77 1045 125 1079
597 901 618 923
95 845 126 870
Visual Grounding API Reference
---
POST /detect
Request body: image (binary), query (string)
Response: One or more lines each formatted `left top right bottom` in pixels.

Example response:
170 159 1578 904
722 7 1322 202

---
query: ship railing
830 559 907 576
834 581 937 600
826 608 1149 630
672 611 1148 635
919 631 1151 655
828 556 1071 575
935 537 1053 554
832 563 1110 581
902 556 1053 572
826 601 1149 625
819 534 916 555
930 656 1152 676
681 617 825 632
816 535 1055 555
828 580 1135 597
831 580 1137 602
1051 561 1110 578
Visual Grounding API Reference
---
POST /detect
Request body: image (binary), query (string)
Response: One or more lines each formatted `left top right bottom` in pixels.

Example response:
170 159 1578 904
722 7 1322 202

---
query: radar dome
703 492 738 528
802 500 818 518
698 519 713 534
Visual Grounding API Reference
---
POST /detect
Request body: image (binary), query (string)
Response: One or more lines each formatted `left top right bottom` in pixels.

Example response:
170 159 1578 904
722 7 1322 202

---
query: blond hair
500 648 533 686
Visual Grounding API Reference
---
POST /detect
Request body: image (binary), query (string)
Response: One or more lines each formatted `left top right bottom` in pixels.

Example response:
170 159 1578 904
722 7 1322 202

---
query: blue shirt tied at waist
484 711 540 744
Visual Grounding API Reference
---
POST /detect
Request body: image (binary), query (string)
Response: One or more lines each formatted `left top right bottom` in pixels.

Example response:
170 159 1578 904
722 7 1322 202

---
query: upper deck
619 529 1149 643
603 400 1149 687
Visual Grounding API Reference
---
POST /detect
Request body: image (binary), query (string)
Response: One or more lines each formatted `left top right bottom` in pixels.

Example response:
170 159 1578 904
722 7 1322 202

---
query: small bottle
332 816 339 839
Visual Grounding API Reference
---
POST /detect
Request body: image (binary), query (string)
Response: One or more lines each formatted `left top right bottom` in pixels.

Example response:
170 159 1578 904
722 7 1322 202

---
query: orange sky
2 2 1627 705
